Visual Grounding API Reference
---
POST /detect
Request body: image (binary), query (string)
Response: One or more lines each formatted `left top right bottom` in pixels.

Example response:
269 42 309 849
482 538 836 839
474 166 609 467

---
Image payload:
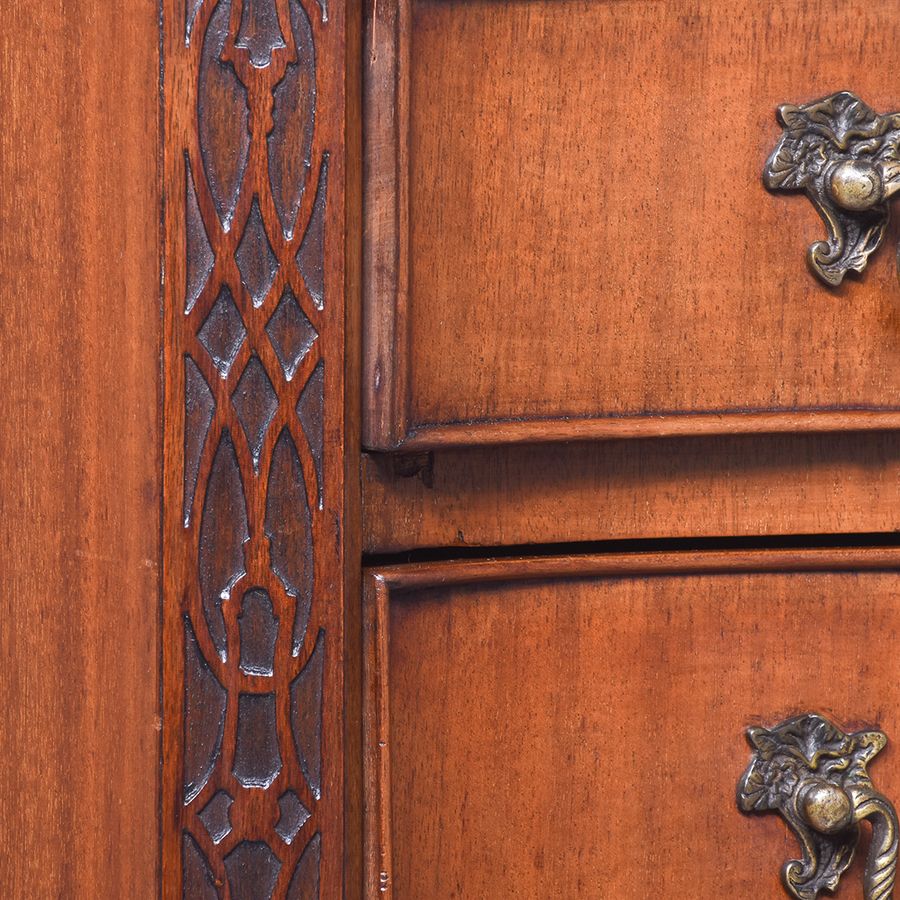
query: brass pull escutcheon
764 92 900 285
738 714 898 899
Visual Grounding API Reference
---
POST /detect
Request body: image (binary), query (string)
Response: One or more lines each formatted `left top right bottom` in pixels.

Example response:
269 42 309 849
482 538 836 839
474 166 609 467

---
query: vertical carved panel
164 0 344 894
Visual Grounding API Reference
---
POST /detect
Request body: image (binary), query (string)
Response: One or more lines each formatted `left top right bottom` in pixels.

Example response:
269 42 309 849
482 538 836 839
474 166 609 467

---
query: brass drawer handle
765 92 900 285
738 714 898 899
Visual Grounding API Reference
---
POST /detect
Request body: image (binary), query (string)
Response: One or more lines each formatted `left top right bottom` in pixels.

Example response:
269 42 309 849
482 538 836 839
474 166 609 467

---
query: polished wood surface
363 433 900 552
362 0 410 448
0 0 161 895
365 549 900 898
161 0 350 895
8 1 900 895
364 0 900 449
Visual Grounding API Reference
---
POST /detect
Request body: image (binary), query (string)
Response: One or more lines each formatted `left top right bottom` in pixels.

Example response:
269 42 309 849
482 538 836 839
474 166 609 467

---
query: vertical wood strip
0 0 161 893
162 0 346 895
362 0 411 449
363 577 393 899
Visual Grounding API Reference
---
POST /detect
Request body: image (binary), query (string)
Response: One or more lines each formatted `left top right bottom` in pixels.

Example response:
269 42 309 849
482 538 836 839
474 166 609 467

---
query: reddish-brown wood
344 3 364 895
365 548 900 898
362 433 900 552
362 577 392 900
161 0 349 895
363 0 900 450
362 0 410 449
385 411 900 450
0 0 161 894
11 2 900 896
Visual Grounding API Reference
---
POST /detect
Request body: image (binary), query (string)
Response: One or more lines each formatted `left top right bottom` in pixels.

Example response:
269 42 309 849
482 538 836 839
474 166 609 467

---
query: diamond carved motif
275 790 311 844
198 790 234 845
232 357 278 468
266 288 317 381
198 286 247 378
236 198 279 308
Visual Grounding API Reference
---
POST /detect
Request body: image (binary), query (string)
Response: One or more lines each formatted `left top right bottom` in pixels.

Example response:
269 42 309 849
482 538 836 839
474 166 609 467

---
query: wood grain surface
0 0 161 895
362 432 900 552
364 0 900 449
365 549 900 898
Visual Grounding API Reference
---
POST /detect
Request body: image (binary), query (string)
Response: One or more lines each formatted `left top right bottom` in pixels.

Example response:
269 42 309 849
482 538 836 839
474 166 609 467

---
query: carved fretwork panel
163 0 344 895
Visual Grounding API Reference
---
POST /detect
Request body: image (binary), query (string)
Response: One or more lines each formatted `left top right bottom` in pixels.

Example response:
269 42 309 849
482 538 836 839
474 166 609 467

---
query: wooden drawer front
364 550 900 897
364 0 900 449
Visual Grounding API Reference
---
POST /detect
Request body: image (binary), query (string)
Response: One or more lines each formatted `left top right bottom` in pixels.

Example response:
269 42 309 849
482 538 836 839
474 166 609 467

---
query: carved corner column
162 0 346 896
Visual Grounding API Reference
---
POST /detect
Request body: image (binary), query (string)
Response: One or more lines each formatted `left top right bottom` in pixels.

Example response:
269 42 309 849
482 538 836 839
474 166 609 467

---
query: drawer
364 0 900 450
364 549 900 897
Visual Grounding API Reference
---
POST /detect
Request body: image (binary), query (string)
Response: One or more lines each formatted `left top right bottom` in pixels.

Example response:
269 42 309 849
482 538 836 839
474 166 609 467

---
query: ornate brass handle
738 714 898 899
764 92 900 285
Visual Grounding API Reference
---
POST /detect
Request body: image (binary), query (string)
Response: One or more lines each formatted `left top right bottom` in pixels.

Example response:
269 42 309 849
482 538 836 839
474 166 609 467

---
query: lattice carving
164 0 341 894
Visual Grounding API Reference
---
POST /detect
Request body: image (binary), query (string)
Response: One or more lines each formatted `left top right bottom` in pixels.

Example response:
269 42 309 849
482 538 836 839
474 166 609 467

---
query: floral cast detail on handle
738 713 898 899
764 92 900 286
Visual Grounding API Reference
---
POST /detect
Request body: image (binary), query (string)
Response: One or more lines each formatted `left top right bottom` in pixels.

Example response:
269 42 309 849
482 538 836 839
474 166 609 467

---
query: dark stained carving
236 198 280 307
199 0 250 231
185 0 204 46
183 356 215 528
296 362 323 510
764 91 900 286
296 157 328 310
739 713 898 899
199 430 249 659
166 0 338 891
185 156 214 314
269 0 316 239
234 693 283 789
224 841 282 900
232 356 278 469
198 286 247 379
266 287 318 382
286 833 321 900
183 619 227 804
275 790 311 844
265 430 314 654
291 630 324 799
238 589 278 676
183 833 220 900
198 790 234 845
236 0 286 68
